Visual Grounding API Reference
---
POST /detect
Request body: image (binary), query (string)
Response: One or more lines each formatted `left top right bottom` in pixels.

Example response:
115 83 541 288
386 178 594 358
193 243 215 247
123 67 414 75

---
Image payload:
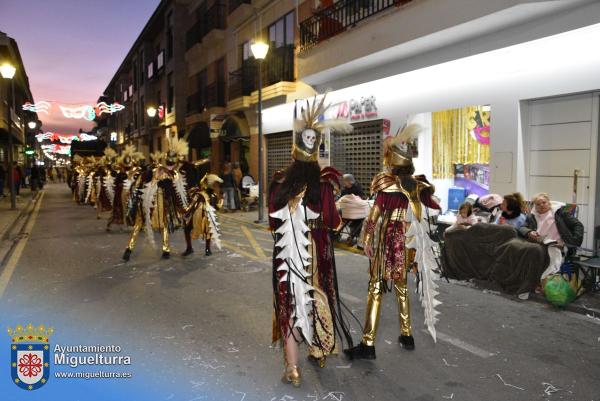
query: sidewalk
0 186 41 265
218 207 600 318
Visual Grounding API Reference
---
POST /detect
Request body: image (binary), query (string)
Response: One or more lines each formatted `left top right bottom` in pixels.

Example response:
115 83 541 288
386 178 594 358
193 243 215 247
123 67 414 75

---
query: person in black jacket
518 192 584 249
340 174 365 199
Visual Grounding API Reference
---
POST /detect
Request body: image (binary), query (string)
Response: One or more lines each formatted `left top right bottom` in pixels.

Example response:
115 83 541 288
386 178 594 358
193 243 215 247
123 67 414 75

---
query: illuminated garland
36 132 98 143
21 101 125 119
22 101 51 114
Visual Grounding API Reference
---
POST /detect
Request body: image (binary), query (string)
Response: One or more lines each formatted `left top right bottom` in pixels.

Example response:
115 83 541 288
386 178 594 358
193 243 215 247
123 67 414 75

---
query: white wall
264 22 600 195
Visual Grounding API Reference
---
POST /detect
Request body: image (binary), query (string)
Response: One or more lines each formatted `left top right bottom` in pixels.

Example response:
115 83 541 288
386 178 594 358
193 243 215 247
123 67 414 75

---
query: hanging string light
21 100 125 119
22 101 51 114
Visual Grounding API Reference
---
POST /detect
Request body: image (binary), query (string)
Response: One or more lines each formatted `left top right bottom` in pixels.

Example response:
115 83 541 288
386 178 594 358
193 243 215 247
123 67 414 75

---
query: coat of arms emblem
8 323 53 390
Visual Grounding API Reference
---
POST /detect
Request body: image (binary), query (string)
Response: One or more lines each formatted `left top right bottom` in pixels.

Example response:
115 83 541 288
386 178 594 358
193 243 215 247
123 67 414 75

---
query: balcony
229 0 251 14
186 91 206 116
263 45 295 87
228 63 256 100
205 81 226 109
299 0 412 53
185 2 226 51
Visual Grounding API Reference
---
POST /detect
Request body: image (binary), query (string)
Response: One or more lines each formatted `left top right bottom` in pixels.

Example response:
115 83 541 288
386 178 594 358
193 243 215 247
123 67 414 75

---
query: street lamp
1 62 17 209
250 40 269 223
146 106 157 118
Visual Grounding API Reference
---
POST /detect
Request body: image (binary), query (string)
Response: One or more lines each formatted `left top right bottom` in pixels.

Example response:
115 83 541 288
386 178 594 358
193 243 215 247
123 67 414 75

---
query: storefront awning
187 122 212 149
220 115 250 142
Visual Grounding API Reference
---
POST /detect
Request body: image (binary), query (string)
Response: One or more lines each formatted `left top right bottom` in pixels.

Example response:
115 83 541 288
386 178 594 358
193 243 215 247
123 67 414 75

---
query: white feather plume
405 208 441 342
205 204 221 250
172 172 188 208
141 181 158 247
104 174 115 206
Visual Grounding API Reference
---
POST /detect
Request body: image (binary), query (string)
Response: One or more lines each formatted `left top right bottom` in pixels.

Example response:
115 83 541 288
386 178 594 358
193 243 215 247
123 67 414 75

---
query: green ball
543 274 576 307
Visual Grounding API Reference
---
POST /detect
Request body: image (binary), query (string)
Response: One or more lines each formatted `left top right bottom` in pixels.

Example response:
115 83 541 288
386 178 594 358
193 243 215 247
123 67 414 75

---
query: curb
0 191 43 268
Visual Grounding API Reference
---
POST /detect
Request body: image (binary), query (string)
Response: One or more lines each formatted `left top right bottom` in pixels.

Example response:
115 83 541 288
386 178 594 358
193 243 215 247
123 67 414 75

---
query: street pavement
1 183 599 401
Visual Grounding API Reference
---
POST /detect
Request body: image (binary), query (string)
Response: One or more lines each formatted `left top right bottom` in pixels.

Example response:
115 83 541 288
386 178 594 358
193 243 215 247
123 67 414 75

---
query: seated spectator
446 202 477 234
494 192 526 228
340 174 365 199
518 193 584 249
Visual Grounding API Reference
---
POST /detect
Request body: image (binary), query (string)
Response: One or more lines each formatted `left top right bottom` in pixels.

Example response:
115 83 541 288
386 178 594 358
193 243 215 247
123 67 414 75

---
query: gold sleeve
362 203 381 249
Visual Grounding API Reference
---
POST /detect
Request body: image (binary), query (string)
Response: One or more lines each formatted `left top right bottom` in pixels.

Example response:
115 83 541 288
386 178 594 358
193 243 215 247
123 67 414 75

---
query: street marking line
339 292 363 304
241 225 266 259
0 192 45 299
221 241 268 261
431 330 496 358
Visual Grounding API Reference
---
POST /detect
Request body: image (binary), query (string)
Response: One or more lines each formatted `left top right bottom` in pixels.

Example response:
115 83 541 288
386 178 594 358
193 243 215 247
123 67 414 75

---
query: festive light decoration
35 132 98 143
21 101 125 120
22 101 51 114
60 105 96 121
96 102 125 115
41 144 71 155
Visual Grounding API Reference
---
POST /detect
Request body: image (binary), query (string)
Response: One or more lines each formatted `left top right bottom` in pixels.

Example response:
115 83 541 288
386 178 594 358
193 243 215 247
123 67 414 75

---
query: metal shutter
266 131 293 181
331 120 383 192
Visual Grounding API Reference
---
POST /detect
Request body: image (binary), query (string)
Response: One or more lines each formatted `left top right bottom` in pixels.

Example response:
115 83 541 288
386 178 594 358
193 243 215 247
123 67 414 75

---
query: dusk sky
0 0 160 134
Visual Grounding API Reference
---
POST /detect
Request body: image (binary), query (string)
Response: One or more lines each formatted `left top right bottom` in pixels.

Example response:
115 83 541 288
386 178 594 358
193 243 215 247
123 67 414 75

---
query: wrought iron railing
228 63 257 100
200 2 226 40
299 0 412 52
228 0 251 14
262 45 295 87
228 46 295 101
186 91 206 115
205 81 226 108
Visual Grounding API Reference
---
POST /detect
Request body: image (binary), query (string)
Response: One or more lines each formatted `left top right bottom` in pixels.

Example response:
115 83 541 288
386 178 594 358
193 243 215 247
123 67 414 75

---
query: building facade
0 31 39 168
99 0 191 157
260 0 600 249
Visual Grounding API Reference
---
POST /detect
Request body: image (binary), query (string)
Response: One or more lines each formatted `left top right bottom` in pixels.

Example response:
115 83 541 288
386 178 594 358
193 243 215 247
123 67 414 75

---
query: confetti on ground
543 382 560 395
235 391 246 401
182 324 194 330
496 374 525 391
442 393 454 399
336 364 352 369
442 358 458 367
384 340 392 345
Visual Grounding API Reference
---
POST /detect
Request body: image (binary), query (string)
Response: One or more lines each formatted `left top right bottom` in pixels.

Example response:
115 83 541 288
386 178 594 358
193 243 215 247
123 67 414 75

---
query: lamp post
250 41 269 223
1 62 17 209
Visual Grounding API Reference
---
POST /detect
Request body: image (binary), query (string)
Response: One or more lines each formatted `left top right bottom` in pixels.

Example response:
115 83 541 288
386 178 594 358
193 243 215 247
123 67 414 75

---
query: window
167 11 174 59
167 73 174 113
140 96 144 128
157 50 165 70
241 41 250 62
128 84 133 97
139 51 145 84
133 102 138 129
123 90 128 102
133 61 138 90
268 11 294 48
147 61 154 79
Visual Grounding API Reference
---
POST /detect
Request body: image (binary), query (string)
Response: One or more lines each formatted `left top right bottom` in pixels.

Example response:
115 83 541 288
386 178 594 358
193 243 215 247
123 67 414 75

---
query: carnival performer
269 94 355 387
84 157 99 206
106 145 144 232
183 171 223 256
70 155 84 202
139 137 189 259
344 123 442 360
95 147 117 219
122 151 161 262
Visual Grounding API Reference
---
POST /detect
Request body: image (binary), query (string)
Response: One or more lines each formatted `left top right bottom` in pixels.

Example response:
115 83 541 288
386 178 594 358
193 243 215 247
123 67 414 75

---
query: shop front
262 23 600 248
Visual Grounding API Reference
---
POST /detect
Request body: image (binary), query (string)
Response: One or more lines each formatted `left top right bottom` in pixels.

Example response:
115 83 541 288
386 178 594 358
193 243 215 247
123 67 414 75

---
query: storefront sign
326 95 378 122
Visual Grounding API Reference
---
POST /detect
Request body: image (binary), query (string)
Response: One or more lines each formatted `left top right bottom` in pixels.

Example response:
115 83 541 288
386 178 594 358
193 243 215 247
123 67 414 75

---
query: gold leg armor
361 278 383 346
394 270 412 337
161 227 170 253
127 213 143 250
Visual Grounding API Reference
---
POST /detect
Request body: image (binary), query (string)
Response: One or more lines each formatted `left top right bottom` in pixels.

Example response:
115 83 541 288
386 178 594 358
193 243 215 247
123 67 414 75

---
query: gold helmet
292 93 353 162
383 123 422 168
200 173 223 189
118 145 145 168
165 136 189 165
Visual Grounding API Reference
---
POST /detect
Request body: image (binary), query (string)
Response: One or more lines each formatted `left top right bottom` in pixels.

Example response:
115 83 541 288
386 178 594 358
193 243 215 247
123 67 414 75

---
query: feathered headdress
200 173 223 189
166 136 189 162
149 151 164 165
118 145 144 167
292 92 353 162
103 147 118 165
384 123 422 168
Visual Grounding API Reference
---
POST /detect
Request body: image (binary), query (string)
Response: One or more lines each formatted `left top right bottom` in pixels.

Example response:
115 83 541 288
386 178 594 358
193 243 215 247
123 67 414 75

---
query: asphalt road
1 184 599 401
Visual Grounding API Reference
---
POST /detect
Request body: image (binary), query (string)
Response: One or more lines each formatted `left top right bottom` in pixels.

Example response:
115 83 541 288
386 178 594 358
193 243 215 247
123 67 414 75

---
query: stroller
240 175 258 211
334 194 370 246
